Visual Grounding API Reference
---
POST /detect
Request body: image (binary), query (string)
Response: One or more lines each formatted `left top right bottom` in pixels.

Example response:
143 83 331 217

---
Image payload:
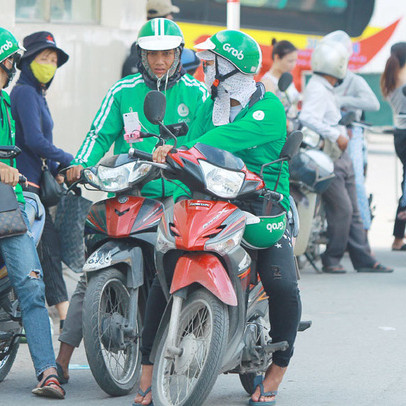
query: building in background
0 0 146 159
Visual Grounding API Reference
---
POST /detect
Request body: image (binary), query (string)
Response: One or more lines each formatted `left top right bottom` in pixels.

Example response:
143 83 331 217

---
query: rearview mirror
0 145 21 159
278 72 293 92
338 111 356 126
144 90 166 125
280 130 303 160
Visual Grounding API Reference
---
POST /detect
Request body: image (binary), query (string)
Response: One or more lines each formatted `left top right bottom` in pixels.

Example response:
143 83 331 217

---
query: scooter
129 91 304 406
0 145 45 382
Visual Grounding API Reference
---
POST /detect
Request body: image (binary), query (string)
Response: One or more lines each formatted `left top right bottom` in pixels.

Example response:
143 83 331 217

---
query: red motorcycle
129 91 304 406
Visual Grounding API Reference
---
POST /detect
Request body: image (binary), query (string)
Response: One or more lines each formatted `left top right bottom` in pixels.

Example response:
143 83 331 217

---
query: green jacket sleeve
73 86 124 167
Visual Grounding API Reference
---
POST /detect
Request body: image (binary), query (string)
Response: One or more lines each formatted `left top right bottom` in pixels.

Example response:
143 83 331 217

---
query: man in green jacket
56 18 208 383
142 30 301 406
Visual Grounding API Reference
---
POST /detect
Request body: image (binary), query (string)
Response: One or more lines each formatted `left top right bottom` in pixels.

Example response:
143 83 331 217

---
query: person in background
0 26 65 399
322 30 380 233
10 31 73 332
261 39 301 123
381 42 406 251
56 19 208 387
121 0 180 78
299 40 393 274
181 48 201 76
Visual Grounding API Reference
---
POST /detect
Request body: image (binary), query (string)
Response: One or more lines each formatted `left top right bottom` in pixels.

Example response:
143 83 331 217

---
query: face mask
203 63 216 91
30 60 57 84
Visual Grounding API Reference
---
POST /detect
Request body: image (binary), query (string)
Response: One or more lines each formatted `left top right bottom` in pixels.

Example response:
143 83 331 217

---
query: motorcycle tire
82 267 141 396
0 336 20 383
152 289 229 406
239 372 264 395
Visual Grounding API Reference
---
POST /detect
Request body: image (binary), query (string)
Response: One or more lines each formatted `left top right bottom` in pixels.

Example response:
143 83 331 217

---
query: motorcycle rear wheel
0 336 20 383
152 289 229 406
83 267 141 396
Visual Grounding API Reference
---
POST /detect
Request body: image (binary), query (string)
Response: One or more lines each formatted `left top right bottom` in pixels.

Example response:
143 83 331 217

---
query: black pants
321 152 375 269
393 130 406 239
141 200 302 368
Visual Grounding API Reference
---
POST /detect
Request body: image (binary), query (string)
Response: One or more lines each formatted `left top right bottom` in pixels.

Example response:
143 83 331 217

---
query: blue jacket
10 61 73 186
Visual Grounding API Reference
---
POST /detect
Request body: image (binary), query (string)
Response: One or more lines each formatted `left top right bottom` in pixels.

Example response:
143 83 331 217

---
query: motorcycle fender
83 241 143 289
170 253 237 306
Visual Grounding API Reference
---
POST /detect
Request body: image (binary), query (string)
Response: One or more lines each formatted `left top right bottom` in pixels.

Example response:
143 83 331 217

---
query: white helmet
311 40 349 80
321 30 353 58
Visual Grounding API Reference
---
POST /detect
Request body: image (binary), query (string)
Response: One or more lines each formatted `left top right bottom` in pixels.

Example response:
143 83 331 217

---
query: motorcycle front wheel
82 267 141 396
152 289 229 406
0 335 20 382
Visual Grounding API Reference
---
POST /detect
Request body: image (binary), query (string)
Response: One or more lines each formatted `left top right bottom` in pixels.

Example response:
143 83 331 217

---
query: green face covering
30 60 57 84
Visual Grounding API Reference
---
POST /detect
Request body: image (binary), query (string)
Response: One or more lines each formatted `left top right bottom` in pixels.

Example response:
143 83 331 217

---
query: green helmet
242 212 287 250
137 18 184 51
195 30 262 74
0 27 24 63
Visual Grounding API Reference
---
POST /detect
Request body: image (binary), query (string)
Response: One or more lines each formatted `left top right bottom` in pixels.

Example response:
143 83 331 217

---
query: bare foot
133 365 153 405
392 237 406 250
56 342 74 382
251 363 287 403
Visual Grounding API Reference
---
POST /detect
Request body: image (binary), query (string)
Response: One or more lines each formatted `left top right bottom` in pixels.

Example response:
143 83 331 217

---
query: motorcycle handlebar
128 147 153 162
19 175 27 184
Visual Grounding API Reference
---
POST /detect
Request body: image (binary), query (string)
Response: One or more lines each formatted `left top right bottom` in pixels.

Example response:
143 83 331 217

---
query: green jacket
73 73 208 198
0 90 24 204
179 91 290 211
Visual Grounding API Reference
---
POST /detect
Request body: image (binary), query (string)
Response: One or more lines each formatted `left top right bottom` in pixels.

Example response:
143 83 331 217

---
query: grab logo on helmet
223 43 244 60
0 40 13 56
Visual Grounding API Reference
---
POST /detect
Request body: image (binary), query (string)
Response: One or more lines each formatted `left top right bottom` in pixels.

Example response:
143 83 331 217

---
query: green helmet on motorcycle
242 211 287 250
0 27 25 88
195 30 262 75
137 18 184 89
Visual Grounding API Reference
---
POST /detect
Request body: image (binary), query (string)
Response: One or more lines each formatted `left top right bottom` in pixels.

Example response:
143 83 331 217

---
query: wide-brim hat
17 31 69 69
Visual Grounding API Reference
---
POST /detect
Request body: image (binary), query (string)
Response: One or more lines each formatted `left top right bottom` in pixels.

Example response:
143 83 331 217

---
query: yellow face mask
30 60 57 84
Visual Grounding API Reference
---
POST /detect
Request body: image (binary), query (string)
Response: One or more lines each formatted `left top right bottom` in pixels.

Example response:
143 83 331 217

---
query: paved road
1 133 406 406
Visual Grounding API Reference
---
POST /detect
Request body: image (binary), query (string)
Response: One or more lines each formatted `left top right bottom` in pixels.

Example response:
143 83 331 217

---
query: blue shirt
10 62 73 186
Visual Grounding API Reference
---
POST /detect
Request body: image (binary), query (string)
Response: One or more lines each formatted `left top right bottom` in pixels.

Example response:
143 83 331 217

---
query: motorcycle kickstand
305 252 322 273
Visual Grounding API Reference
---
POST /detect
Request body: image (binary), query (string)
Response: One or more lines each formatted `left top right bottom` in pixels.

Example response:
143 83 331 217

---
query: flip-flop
322 264 347 274
56 361 69 384
392 244 406 251
248 376 277 406
32 374 65 399
356 263 393 273
133 386 153 406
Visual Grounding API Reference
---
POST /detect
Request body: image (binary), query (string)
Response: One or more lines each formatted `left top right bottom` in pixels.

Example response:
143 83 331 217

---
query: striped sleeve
180 75 209 103
73 75 144 167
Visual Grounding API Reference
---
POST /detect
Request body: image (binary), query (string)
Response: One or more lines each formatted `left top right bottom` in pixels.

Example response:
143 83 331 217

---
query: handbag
54 188 93 273
0 182 28 239
39 158 63 207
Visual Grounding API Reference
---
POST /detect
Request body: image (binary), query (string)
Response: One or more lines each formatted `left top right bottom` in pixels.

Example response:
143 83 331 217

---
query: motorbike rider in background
56 18 208 385
322 30 380 234
299 40 393 274
141 30 302 406
0 27 65 399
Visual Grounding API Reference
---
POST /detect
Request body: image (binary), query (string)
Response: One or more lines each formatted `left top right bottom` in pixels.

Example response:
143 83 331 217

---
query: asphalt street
1 132 405 406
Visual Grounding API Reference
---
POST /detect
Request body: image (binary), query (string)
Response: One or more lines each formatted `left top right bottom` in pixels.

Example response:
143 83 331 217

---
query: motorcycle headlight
302 127 321 148
205 227 245 256
156 223 176 254
199 160 244 199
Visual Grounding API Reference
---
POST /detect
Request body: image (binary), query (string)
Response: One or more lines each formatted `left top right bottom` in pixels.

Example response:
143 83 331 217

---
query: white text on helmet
266 222 284 232
223 43 244 60
0 40 13 56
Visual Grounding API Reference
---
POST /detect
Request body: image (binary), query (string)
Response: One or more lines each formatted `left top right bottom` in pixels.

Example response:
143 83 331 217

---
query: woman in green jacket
141 30 302 406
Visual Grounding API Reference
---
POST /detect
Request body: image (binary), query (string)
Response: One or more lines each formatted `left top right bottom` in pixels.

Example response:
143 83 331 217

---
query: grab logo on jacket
177 103 189 117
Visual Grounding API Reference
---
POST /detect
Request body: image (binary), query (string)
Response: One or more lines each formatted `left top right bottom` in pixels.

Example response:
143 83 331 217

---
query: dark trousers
393 130 406 239
37 207 68 306
321 152 375 269
141 202 302 368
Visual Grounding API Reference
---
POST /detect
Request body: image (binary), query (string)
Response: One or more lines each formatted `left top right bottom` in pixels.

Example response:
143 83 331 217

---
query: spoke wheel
83 268 141 396
152 289 229 406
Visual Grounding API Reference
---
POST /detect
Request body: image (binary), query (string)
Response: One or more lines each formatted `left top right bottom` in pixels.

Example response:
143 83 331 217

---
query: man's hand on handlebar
66 165 84 183
0 162 21 187
153 145 174 164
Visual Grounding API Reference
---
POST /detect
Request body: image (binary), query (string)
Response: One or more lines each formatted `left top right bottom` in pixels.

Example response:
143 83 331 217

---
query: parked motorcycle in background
0 146 45 382
129 91 305 406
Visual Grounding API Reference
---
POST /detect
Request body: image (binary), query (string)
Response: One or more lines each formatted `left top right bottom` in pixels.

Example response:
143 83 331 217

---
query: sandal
356 263 393 273
56 361 69 384
322 264 347 274
32 374 65 399
249 376 277 406
392 244 406 251
133 386 153 406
